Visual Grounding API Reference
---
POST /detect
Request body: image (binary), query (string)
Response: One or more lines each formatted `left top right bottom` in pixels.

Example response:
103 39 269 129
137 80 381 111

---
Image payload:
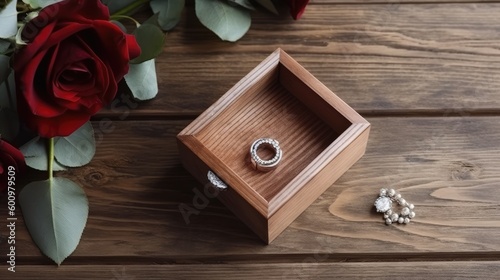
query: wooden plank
3 116 500 260
99 3 500 117
3 262 500 279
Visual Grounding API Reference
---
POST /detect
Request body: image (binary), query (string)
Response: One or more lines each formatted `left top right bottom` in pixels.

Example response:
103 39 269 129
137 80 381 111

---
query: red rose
13 0 141 138
287 0 310 20
0 139 26 192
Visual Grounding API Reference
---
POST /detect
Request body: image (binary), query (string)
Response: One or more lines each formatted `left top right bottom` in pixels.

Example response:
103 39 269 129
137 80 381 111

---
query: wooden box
177 49 370 243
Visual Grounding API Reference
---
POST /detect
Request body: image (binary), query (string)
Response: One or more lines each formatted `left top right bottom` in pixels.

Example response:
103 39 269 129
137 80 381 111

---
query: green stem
48 137 54 181
110 15 140 27
111 0 150 17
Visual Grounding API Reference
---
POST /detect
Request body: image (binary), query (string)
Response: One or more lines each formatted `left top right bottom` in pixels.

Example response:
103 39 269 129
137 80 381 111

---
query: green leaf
0 39 10 53
0 56 17 141
0 0 16 38
54 122 96 167
0 54 14 99
125 59 158 100
195 0 251 42
0 67 15 111
0 108 18 142
130 24 165 64
22 0 64 9
150 0 185 31
228 0 255 11
20 137 67 171
143 13 160 27
15 24 28 46
19 177 89 265
0 54 9 81
253 0 279 15
0 0 13 11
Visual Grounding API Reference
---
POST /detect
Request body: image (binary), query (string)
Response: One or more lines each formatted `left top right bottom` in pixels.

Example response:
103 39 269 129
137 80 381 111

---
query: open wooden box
177 49 370 243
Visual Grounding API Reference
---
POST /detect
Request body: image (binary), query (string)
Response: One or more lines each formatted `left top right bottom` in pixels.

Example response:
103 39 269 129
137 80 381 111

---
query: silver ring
249 138 282 172
207 171 228 191
374 188 416 225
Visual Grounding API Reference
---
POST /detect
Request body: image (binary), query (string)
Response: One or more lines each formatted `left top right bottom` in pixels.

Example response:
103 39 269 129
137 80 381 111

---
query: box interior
195 62 351 202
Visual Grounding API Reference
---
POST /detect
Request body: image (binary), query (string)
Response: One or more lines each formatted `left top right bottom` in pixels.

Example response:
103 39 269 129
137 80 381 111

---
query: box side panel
278 64 352 134
177 136 270 243
278 50 369 129
216 185 271 243
179 50 281 136
268 125 370 242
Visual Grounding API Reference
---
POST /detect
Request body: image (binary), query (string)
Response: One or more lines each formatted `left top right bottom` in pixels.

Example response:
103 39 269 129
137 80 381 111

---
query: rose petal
50 34 112 110
54 0 110 22
125 34 141 61
16 21 57 69
287 0 310 20
27 111 91 138
51 39 96 96
91 21 139 80
17 49 67 118
0 139 26 174
44 23 91 52
74 33 116 103
22 0 110 42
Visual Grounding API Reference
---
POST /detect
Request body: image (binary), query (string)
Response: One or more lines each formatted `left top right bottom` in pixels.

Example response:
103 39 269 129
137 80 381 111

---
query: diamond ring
207 171 228 191
249 138 282 172
374 188 415 225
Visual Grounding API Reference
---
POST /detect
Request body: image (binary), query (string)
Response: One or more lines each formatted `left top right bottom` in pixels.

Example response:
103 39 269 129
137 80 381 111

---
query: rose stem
111 0 150 17
48 137 54 181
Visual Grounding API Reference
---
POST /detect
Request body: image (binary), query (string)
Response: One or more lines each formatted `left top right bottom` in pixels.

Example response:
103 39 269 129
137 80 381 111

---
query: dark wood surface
2 2 500 279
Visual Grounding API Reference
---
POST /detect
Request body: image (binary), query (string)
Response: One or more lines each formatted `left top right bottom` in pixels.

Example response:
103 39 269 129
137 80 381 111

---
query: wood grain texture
1 2 499 276
2 262 500 279
2 116 499 261
97 3 500 118
177 49 370 243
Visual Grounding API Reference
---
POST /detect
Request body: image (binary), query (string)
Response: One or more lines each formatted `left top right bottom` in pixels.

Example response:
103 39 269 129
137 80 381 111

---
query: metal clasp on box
207 171 228 191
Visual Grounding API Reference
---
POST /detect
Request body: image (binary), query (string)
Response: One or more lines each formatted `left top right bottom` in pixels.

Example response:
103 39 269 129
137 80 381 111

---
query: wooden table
2 1 500 279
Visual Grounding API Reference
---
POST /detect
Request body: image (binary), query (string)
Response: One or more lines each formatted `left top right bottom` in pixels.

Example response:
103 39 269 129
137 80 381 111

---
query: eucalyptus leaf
150 0 185 31
0 56 16 109
1 54 19 143
0 54 11 87
143 13 160 27
19 177 89 265
130 24 165 64
22 0 64 9
253 0 279 15
228 0 255 11
195 0 251 42
125 59 158 100
15 24 28 46
0 108 19 142
0 0 13 11
20 137 67 171
54 122 95 167
0 0 16 38
0 39 10 53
